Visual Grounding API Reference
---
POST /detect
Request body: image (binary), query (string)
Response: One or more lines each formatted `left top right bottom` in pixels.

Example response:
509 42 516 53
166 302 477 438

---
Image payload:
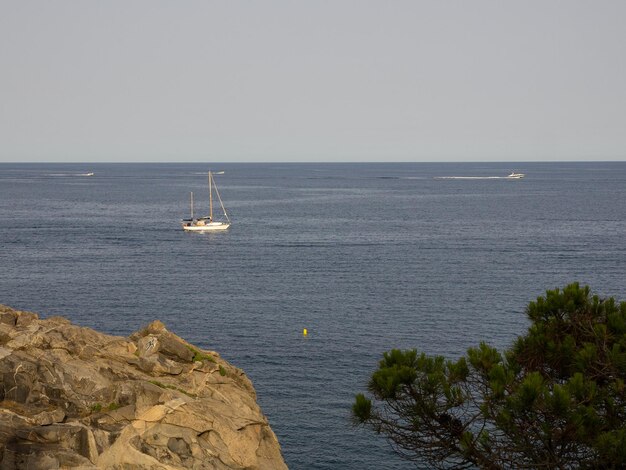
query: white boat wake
435 176 511 180
435 172 525 180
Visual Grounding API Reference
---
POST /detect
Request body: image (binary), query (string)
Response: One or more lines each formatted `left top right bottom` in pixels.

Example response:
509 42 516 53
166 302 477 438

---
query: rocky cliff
0 304 287 469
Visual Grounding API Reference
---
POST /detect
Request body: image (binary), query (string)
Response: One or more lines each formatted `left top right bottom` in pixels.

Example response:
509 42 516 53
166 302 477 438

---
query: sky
1 1 625 163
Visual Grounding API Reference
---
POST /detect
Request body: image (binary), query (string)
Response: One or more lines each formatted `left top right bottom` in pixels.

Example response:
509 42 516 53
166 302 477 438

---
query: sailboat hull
182 222 230 232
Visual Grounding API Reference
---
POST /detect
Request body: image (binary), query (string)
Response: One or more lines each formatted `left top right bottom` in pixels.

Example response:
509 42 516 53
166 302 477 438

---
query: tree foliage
353 283 626 469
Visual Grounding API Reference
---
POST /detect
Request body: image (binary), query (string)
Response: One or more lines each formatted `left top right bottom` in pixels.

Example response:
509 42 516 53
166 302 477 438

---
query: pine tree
353 283 626 469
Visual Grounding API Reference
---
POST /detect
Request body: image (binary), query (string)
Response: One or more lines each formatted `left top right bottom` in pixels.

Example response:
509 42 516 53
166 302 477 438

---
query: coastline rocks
0 304 287 469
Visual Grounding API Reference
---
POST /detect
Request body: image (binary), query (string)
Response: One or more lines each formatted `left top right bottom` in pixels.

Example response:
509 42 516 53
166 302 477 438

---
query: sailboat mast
190 192 194 219
208 171 213 220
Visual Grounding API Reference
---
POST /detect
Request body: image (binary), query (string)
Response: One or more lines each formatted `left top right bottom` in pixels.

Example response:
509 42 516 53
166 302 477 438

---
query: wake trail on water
434 176 518 180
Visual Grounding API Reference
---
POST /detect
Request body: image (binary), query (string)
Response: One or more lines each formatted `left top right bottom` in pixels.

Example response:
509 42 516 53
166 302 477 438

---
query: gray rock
0 304 287 470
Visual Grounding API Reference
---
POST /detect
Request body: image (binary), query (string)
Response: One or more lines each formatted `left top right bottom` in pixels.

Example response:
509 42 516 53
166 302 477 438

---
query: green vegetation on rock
186 346 216 363
90 402 121 414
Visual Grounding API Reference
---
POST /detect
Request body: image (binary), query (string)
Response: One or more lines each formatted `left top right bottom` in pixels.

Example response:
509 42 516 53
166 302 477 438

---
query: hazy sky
1 1 625 162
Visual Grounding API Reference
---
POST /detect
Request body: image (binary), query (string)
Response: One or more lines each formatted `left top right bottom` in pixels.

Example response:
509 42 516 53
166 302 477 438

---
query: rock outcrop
0 304 287 469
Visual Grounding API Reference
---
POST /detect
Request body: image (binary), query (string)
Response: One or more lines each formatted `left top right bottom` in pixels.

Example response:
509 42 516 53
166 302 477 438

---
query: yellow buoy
303 328 308 337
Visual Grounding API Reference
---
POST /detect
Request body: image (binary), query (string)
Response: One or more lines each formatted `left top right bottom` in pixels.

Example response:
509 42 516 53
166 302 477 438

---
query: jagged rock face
0 305 288 470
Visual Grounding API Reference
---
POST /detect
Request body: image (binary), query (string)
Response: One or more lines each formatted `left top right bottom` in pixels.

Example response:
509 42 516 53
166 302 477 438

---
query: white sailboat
181 171 231 231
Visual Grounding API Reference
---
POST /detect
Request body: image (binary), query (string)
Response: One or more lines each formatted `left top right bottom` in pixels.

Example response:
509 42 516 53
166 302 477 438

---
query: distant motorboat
507 172 525 179
82 172 94 176
181 171 231 232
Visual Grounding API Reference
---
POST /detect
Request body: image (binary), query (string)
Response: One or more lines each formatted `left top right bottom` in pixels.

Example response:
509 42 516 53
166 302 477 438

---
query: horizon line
2 160 626 165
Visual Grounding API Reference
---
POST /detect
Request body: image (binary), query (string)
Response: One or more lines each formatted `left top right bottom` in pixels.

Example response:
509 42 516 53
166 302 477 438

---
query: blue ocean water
1 162 625 469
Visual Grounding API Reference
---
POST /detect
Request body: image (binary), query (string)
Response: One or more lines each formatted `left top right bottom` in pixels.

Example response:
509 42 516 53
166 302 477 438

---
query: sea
1 162 625 469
